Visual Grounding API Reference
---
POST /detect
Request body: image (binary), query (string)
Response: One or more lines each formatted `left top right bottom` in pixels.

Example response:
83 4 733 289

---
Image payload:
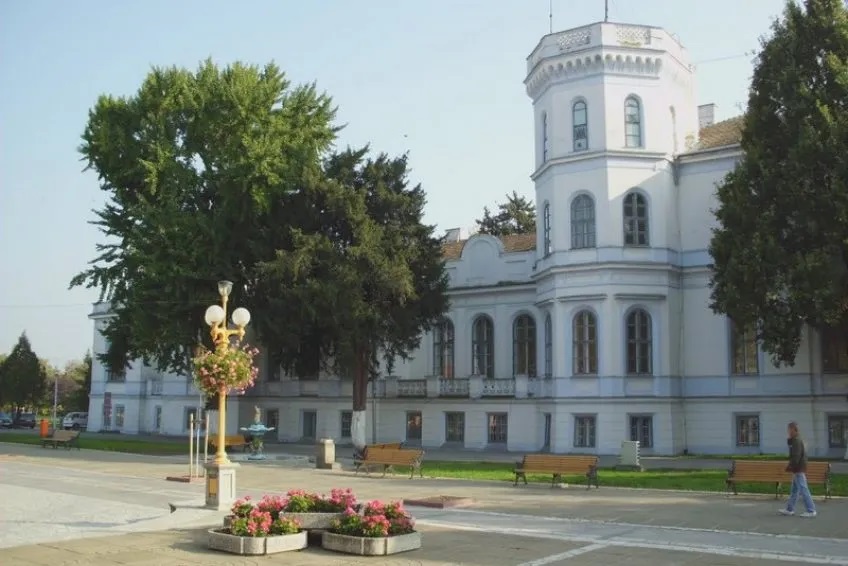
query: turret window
573 100 588 151
625 97 642 148
541 112 549 162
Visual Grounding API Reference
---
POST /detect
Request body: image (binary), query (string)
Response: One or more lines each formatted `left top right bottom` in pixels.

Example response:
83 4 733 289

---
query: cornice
526 50 663 101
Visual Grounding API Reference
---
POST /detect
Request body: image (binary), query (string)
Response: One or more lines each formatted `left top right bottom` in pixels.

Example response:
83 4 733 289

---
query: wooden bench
208 434 249 452
726 460 832 500
353 442 404 470
41 430 81 450
355 446 424 479
514 454 600 488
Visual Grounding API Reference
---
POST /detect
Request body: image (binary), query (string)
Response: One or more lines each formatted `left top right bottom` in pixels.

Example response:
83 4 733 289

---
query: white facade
86 21 848 457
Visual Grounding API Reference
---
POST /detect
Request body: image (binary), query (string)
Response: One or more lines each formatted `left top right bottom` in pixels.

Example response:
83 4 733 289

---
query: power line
0 300 215 309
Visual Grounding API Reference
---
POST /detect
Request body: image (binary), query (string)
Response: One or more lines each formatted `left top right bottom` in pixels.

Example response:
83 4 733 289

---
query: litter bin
39 419 50 437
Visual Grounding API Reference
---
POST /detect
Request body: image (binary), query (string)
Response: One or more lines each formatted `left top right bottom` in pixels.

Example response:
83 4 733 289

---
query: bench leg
551 474 561 488
774 483 780 500
513 472 526 486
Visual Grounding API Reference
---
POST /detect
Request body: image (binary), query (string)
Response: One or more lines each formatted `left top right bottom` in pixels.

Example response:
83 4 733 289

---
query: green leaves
709 0 848 365
0 333 47 408
476 190 536 236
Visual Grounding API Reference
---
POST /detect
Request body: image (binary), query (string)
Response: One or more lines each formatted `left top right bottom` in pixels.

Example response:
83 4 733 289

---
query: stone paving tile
0 527 587 566
550 546 810 565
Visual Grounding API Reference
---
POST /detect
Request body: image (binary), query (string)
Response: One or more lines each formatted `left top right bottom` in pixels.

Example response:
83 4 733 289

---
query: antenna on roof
549 0 553 33
604 0 609 22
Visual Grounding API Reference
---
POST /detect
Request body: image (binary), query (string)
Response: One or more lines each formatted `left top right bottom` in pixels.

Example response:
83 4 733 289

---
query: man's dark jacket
787 436 808 473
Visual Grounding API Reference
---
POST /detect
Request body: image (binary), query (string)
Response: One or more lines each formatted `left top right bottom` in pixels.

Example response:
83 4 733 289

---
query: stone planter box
208 529 308 555
321 531 421 556
280 512 345 530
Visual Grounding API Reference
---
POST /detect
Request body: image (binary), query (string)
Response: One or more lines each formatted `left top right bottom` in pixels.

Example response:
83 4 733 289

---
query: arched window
513 315 537 377
625 96 642 147
541 112 549 162
544 314 553 377
543 202 552 256
573 100 588 151
571 195 596 249
472 316 495 378
623 192 649 246
433 319 455 378
572 310 598 375
626 309 652 375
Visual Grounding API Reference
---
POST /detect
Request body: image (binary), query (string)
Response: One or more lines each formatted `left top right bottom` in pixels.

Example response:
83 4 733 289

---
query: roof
696 116 744 150
442 232 537 260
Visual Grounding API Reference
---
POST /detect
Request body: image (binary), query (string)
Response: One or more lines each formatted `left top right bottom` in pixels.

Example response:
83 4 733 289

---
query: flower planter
321 531 421 556
280 512 345 530
208 529 308 555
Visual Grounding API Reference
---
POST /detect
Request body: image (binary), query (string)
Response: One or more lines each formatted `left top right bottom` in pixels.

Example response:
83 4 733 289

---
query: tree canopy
0 333 47 411
258 147 450 445
709 0 848 365
71 60 338 374
475 191 536 236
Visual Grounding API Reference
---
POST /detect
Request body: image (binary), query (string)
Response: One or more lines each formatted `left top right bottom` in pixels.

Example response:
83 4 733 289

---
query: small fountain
240 406 275 460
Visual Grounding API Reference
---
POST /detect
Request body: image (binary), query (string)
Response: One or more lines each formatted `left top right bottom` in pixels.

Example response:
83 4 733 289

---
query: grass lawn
420 460 848 497
0 432 188 456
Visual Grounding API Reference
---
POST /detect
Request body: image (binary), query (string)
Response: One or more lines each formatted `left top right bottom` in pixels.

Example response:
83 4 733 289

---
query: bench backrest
365 447 422 464
732 460 792 481
804 461 831 483
522 454 598 471
368 442 403 450
52 430 79 441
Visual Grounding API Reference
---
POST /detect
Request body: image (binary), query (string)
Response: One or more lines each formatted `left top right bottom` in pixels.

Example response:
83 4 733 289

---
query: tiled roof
697 116 744 150
442 232 537 260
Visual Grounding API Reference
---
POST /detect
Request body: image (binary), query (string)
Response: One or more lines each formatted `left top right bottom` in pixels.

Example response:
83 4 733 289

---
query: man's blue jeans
786 472 816 513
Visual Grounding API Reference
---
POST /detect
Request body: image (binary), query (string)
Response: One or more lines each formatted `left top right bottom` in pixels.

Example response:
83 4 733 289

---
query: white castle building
86 21 848 457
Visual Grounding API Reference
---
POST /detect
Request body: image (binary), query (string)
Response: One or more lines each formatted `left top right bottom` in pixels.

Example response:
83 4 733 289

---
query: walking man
779 421 817 517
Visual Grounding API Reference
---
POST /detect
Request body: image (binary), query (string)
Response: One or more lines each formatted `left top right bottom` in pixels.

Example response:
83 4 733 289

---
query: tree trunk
351 346 370 450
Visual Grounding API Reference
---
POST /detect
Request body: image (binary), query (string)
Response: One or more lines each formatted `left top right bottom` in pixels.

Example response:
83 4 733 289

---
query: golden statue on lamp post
193 280 258 510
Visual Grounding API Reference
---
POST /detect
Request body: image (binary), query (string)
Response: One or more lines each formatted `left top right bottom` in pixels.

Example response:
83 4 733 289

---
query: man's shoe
800 511 817 518
779 509 794 516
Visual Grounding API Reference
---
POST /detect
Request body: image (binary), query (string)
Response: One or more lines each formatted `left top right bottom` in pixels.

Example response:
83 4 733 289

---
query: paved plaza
1 443 847 565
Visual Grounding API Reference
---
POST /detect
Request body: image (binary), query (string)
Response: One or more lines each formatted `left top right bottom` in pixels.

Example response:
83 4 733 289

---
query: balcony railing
439 378 469 397
482 378 516 397
398 379 427 397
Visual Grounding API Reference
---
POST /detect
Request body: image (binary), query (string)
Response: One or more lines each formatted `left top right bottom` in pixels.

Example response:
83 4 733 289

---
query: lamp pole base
204 461 240 511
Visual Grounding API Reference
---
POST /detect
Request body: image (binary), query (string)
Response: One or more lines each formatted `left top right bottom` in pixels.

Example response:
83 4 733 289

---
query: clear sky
0 0 786 367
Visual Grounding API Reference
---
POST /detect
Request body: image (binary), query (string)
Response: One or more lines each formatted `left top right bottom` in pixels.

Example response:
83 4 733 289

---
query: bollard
39 419 49 438
315 438 340 470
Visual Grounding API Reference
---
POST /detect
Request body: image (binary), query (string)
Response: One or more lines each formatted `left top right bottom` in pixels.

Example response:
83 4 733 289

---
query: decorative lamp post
196 280 257 510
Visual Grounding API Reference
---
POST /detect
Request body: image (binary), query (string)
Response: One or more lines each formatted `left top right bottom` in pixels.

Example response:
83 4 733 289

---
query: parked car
62 412 88 430
0 412 12 428
16 412 37 429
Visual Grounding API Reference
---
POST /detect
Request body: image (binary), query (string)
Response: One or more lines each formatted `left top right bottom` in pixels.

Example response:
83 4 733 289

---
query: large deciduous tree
709 0 848 365
475 191 536 236
0 333 47 414
70 60 337 374
259 147 450 448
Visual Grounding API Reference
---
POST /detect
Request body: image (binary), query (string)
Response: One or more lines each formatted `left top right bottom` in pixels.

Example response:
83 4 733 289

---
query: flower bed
225 489 358 532
322 500 421 556
208 509 306 556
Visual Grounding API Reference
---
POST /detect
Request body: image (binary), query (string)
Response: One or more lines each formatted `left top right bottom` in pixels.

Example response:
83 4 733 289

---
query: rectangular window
828 415 848 448
406 411 422 443
629 415 653 448
487 412 508 444
114 405 125 429
302 410 317 439
822 327 848 373
265 409 279 431
184 407 198 431
735 415 760 447
105 369 126 382
154 406 162 432
340 410 353 439
573 415 597 448
731 322 759 375
445 412 465 443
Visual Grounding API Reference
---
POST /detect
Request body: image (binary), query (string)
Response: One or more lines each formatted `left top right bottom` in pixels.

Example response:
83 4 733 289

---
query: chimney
698 103 716 129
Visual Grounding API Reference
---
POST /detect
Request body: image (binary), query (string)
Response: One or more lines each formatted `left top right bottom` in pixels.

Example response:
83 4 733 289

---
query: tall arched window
623 192 649 246
573 100 588 151
543 202 552 256
544 314 553 377
513 315 537 377
625 96 642 147
541 112 549 162
573 310 598 375
472 316 495 378
433 319 455 378
571 194 596 249
626 309 652 375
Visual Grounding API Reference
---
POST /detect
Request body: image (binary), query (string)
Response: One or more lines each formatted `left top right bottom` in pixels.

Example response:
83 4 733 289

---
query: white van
62 412 88 430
